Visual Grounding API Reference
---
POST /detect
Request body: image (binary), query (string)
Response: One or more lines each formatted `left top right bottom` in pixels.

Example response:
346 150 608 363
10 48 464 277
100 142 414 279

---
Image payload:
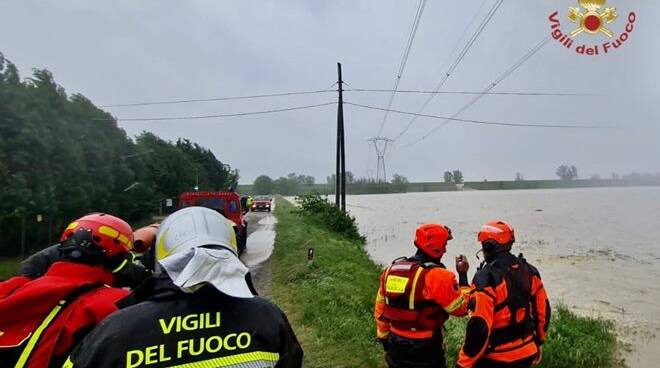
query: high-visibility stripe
62 356 74 368
445 295 465 313
111 258 128 273
166 351 280 368
15 300 66 368
408 267 423 310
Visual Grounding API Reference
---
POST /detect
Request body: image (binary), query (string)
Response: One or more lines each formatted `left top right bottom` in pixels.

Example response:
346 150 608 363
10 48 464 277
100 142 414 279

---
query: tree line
0 53 238 256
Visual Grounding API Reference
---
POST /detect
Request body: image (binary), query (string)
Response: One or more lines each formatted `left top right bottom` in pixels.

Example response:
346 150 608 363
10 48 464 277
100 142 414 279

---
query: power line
403 36 553 147
101 102 336 122
345 88 592 97
377 0 428 137
99 89 336 108
346 101 610 129
396 0 504 140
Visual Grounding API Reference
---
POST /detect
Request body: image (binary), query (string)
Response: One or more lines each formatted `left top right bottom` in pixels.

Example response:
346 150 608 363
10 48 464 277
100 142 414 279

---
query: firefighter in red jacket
456 220 551 368
0 213 135 368
375 223 470 368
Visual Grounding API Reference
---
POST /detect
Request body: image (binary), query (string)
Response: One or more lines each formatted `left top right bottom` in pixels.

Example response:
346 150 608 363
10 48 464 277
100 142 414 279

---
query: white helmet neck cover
155 207 253 298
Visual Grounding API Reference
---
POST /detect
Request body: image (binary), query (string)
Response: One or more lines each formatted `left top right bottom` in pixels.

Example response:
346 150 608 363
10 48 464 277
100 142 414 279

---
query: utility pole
336 62 346 211
338 63 346 212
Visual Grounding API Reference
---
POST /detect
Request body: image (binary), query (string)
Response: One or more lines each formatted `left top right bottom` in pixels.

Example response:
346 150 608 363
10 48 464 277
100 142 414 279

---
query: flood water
346 186 660 367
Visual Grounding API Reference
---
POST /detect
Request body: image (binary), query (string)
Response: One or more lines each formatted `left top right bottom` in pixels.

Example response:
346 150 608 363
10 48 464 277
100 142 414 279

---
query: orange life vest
381 258 448 333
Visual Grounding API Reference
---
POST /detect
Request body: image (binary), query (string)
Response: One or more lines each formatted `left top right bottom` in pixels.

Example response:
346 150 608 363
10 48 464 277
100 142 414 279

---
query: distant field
238 178 660 195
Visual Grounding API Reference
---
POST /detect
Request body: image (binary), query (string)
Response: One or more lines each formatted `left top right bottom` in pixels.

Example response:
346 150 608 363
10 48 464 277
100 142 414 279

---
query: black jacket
65 274 303 368
19 244 151 288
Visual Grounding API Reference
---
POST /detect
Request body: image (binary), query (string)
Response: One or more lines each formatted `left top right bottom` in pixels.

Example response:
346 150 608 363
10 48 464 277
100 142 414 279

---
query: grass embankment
0 258 21 280
271 197 624 368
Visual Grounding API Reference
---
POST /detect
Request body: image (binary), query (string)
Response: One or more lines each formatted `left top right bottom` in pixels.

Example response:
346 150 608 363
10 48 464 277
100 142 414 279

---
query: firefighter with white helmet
64 206 303 368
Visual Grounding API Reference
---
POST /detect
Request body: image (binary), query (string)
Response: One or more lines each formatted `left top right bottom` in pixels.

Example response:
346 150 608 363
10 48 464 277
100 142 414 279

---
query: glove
109 253 152 288
455 254 469 273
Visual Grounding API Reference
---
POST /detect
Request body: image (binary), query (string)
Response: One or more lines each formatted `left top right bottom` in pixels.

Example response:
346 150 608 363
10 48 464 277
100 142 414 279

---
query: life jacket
0 262 116 367
381 258 448 333
478 254 535 349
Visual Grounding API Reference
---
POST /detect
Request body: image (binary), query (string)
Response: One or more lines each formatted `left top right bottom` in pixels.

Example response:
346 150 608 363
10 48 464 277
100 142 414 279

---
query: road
240 209 277 296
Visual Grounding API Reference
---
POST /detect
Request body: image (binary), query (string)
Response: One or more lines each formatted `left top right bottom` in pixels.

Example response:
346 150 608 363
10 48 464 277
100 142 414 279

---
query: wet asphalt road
239 208 277 296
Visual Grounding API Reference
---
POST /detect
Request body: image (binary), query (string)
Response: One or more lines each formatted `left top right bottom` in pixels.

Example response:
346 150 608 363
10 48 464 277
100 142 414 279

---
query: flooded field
346 187 660 367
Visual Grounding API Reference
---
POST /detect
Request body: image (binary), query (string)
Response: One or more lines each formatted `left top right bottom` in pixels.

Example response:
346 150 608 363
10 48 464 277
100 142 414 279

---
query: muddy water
346 187 660 367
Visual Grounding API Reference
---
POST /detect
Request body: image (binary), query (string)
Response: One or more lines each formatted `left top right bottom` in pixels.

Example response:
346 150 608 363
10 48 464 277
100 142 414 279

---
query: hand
532 346 543 366
455 254 469 273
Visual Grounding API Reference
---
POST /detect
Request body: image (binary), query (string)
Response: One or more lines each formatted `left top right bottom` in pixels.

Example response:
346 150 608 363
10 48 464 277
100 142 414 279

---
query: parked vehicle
178 191 248 254
252 195 273 212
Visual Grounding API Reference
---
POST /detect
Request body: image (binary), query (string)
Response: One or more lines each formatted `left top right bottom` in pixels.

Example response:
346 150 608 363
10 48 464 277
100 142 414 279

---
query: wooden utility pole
336 63 346 211
338 63 346 212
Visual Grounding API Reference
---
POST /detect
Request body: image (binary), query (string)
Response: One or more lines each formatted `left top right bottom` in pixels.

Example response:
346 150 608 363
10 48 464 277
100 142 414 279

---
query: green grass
270 198 623 368
0 258 21 280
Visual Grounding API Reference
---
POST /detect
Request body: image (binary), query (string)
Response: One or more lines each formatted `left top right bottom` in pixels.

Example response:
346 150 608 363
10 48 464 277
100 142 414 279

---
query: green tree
452 170 464 184
391 174 409 193
444 171 453 183
253 175 274 195
0 53 238 256
556 165 578 180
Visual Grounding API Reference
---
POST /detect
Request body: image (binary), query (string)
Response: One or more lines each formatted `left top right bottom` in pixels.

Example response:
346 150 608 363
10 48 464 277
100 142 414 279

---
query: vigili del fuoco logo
549 0 636 56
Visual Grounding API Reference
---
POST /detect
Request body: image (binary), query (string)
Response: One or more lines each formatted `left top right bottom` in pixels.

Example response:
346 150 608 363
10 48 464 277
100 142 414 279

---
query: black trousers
385 333 446 368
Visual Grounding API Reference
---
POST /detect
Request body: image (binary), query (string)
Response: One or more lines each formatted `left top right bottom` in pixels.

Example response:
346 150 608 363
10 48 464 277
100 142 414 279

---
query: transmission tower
367 137 394 183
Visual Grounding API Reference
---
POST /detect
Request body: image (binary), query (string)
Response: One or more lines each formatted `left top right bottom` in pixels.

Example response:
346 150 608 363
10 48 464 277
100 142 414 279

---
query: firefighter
374 223 471 368
63 206 303 368
246 195 254 212
456 220 551 368
17 223 159 287
0 213 136 368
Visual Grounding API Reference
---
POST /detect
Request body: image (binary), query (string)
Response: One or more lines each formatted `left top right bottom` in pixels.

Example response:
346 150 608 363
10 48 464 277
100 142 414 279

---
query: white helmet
155 207 253 298
156 206 238 261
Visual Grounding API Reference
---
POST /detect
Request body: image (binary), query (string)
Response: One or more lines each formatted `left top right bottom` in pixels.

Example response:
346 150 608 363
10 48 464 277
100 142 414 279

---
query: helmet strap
482 241 512 262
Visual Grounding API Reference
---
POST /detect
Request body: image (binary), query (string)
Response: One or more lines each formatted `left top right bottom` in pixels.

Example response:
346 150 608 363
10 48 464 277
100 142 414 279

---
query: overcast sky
1 1 658 183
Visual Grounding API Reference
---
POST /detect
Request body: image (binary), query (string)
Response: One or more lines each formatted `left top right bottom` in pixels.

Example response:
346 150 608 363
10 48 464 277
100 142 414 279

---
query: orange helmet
477 220 515 246
415 224 453 258
60 213 133 259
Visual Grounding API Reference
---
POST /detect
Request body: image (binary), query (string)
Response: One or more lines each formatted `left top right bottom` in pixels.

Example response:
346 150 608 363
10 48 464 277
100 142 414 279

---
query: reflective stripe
166 351 280 368
111 258 128 273
376 329 390 339
445 295 465 313
15 300 66 368
62 356 74 368
408 267 423 310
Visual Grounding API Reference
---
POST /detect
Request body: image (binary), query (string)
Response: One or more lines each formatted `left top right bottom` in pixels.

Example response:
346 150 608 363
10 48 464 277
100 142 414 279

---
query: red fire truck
178 191 248 254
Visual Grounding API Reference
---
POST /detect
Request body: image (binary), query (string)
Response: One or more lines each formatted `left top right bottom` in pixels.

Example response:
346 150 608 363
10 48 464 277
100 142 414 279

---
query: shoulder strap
14 283 104 368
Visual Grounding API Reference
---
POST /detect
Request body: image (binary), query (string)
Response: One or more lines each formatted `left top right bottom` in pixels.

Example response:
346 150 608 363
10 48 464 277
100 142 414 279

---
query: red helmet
415 224 453 258
477 220 515 246
60 213 133 259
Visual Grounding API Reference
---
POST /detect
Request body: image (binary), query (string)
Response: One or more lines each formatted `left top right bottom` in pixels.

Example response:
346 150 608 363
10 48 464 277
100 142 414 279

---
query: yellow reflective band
444 295 465 313
98 225 119 238
409 267 423 310
65 221 79 231
156 228 171 260
62 356 74 368
165 351 280 368
112 258 128 274
377 329 390 339
16 300 66 368
117 234 130 245
385 275 409 294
